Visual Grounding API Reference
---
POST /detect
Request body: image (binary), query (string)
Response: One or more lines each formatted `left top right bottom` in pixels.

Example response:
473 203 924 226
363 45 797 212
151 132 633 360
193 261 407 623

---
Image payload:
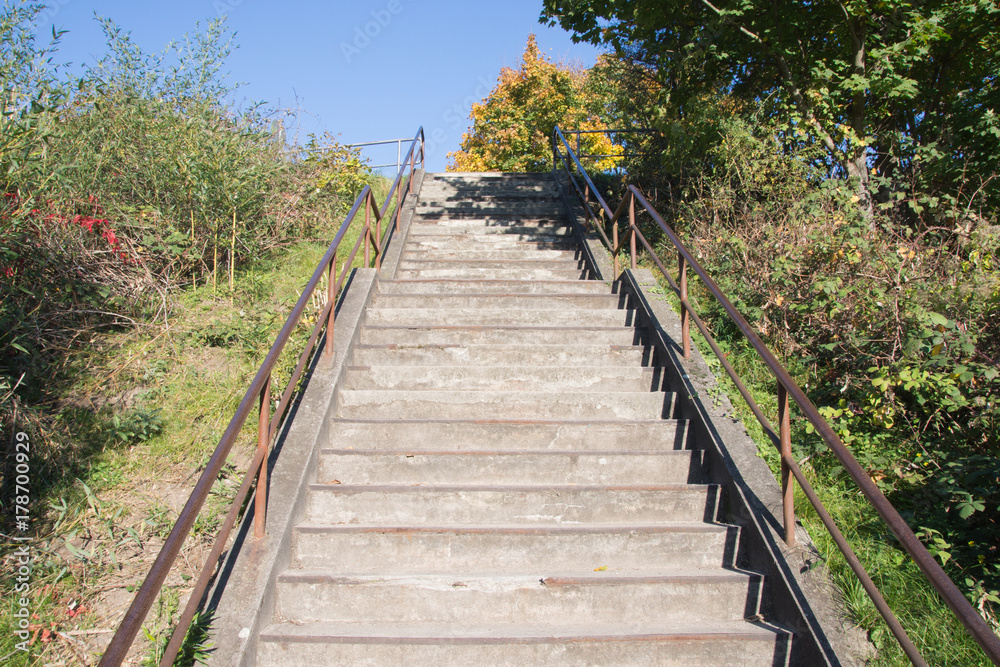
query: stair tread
277 569 757 584
259 619 788 642
295 522 730 534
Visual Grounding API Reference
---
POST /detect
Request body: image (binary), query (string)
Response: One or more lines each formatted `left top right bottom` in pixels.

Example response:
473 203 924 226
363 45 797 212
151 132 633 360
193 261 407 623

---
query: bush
669 109 999 631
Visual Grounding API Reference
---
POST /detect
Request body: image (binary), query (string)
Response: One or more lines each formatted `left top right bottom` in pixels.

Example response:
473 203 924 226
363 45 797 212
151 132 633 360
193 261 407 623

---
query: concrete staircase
254 173 793 665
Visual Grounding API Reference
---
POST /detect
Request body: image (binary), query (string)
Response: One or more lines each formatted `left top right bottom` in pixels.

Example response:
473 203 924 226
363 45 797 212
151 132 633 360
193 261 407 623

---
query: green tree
541 0 1000 217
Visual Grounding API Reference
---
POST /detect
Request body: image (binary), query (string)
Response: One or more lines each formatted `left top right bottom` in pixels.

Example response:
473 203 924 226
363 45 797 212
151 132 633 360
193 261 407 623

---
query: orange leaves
447 34 617 172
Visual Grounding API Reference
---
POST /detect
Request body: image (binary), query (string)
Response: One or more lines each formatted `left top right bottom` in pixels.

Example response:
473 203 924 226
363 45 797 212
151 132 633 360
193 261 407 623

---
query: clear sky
37 0 606 172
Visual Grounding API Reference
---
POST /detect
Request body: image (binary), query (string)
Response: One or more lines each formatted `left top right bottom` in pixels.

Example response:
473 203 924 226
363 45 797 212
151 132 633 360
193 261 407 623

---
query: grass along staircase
242 172 803 665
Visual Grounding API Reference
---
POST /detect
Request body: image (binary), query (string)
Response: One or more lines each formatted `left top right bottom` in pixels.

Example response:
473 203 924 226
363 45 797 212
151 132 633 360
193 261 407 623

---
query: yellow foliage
448 35 618 172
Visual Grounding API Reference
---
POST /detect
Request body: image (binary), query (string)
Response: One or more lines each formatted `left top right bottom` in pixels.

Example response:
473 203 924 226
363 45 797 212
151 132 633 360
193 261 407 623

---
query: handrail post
254 374 271 539
364 195 371 267
396 178 401 231
409 149 415 194
629 193 637 270
612 209 620 277
375 200 382 270
325 257 335 356
778 384 796 546
679 252 690 358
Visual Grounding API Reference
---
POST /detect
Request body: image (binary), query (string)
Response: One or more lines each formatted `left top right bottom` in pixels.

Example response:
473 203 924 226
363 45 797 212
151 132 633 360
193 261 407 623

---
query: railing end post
254 375 271 539
778 384 796 547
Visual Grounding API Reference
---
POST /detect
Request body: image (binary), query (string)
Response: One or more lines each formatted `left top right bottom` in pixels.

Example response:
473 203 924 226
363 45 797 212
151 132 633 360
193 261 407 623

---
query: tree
541 0 1000 218
448 35 619 172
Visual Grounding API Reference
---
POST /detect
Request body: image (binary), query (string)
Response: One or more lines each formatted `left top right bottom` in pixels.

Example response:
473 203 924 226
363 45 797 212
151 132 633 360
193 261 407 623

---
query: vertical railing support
679 252 690 359
629 193 637 270
254 374 271 539
612 210 620 278
325 258 335 356
364 195 371 268
395 178 402 231
778 383 796 546
375 202 382 270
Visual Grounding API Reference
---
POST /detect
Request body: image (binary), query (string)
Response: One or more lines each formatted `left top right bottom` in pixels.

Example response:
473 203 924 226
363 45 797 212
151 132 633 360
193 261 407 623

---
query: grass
643 262 995 666
0 197 377 664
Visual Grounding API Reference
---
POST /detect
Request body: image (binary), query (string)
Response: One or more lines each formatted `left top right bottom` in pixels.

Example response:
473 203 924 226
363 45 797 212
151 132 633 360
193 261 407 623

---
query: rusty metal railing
552 125 1000 666
99 127 425 667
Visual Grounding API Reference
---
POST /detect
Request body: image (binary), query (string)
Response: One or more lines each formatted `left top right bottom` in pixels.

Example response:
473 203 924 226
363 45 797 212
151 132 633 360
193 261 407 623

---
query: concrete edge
550 169 614 282
379 168 425 280
202 267 380 667
618 268 871 666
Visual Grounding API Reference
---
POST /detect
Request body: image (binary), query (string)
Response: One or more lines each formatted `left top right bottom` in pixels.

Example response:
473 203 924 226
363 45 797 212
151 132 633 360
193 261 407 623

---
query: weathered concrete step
365 307 633 327
372 292 625 310
351 343 652 367
395 268 591 280
327 419 689 452
316 450 706 486
419 184 558 195
274 571 762 625
378 279 610 295
335 390 674 420
420 183 558 194
409 223 573 235
402 247 585 260
342 365 666 392
258 620 789 666
303 484 717 525
411 216 565 227
292 523 738 571
359 325 645 346
398 258 587 271
406 235 577 248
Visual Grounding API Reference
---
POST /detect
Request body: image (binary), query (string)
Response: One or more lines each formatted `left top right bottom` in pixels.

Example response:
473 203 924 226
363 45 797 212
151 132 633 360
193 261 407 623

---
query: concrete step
415 205 564 218
350 343 653 367
398 258 587 271
402 247 585 260
371 293 625 310
419 188 559 199
394 268 591 280
273 571 762 625
359 325 646 346
342 365 666 392
378 279 611 295
405 235 578 249
326 419 689 452
364 307 633 327
420 184 559 197
258 620 789 666
303 484 718 525
316 450 706 486
408 225 574 237
335 390 675 420
291 523 739 571
410 216 566 228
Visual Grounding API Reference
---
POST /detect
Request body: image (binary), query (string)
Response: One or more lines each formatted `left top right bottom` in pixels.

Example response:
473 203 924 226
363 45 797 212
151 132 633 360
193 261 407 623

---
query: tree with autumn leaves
448 35 620 173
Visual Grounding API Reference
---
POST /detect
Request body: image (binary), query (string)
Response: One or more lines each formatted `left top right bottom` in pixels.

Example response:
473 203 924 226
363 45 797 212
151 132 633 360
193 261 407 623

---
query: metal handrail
552 125 1000 666
99 127 425 667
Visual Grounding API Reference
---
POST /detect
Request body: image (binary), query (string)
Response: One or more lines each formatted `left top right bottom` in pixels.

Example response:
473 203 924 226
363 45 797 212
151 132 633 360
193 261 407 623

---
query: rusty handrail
99 127 425 667
552 126 1000 665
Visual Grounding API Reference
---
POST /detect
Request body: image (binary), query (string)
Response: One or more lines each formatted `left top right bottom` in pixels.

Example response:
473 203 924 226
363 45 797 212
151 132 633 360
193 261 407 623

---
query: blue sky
38 0 606 172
